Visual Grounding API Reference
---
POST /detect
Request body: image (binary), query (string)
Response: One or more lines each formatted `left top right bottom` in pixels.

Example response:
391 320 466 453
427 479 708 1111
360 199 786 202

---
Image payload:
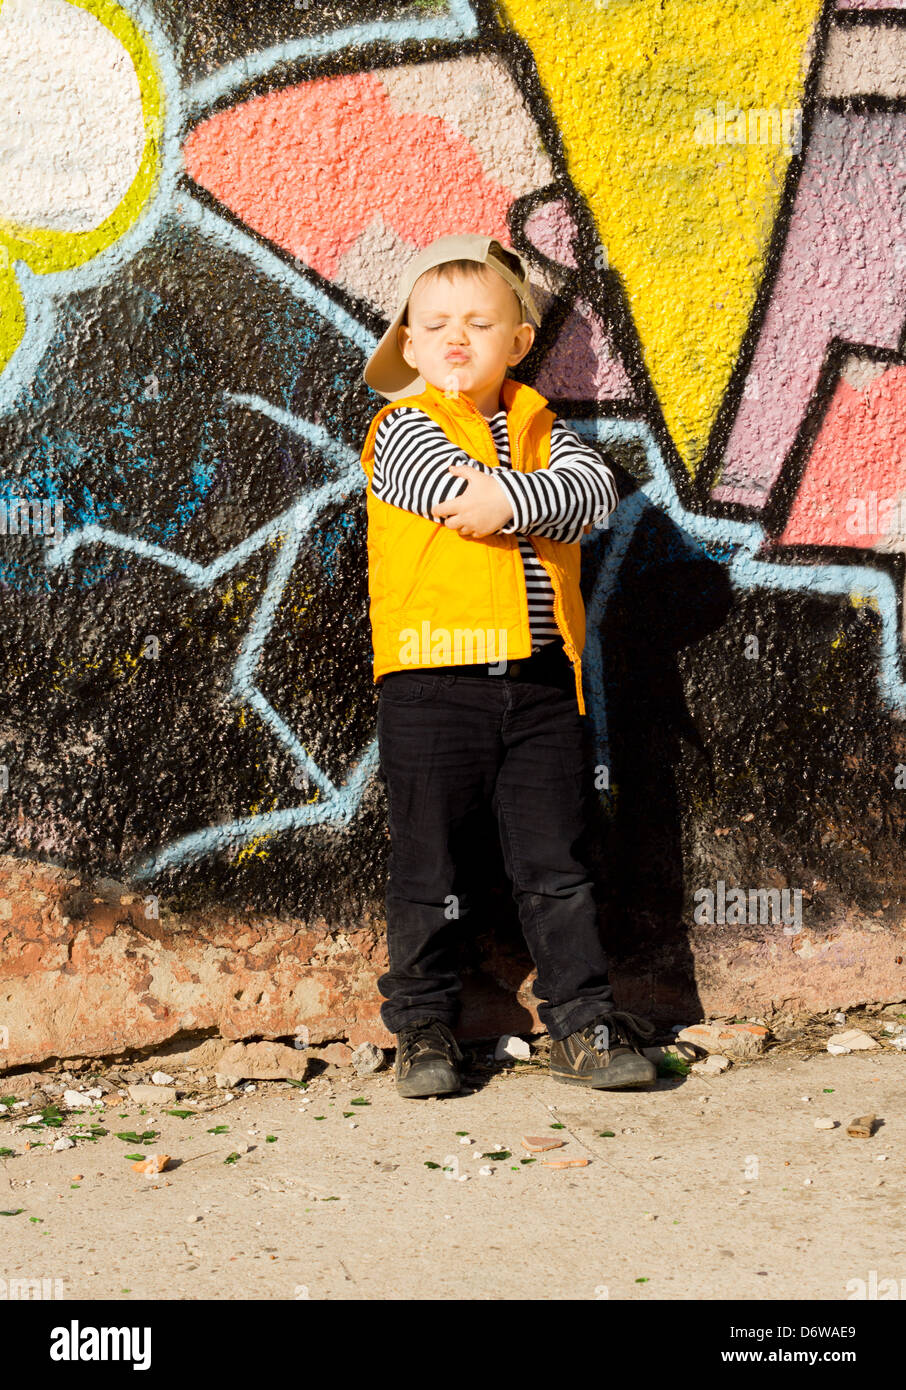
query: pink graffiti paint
523 197 579 269
183 72 512 278
835 1 905 10
778 365 906 549
712 113 906 508
535 298 636 402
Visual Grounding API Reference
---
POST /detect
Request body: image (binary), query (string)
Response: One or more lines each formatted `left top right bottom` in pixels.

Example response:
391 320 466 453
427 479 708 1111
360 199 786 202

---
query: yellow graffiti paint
0 0 163 375
233 805 278 866
499 0 825 475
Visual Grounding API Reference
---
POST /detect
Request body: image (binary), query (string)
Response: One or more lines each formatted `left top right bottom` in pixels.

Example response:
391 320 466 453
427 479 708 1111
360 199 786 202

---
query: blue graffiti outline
47 390 380 878
184 0 478 112
570 417 906 775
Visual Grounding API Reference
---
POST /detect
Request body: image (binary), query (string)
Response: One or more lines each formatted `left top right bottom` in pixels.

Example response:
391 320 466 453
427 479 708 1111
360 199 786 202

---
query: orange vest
359 377 588 715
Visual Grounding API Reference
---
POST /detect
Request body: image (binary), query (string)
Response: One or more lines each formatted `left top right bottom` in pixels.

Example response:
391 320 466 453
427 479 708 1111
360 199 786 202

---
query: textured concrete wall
2 0 906 1066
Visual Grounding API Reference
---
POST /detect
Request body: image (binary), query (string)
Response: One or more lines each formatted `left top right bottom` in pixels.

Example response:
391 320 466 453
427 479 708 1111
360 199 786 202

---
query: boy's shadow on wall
458 473 734 1038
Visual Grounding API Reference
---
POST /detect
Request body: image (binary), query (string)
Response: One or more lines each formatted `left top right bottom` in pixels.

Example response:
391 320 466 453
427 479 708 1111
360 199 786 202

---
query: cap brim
363 307 425 400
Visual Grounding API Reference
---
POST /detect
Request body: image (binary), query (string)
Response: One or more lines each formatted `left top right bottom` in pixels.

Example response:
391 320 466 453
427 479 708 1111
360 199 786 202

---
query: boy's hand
431 464 515 538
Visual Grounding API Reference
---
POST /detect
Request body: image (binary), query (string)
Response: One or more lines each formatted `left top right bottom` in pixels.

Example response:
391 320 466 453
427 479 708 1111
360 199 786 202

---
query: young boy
360 234 656 1097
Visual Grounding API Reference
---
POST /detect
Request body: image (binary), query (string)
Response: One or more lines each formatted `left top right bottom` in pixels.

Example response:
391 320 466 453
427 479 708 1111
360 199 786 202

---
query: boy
360 234 656 1097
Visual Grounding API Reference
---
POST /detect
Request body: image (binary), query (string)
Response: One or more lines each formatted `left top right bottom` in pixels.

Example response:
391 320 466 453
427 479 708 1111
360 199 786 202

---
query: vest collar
416 376 550 430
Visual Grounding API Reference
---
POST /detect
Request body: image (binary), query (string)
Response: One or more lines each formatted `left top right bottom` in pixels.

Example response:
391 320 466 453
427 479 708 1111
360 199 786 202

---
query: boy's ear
507 322 535 367
398 322 417 370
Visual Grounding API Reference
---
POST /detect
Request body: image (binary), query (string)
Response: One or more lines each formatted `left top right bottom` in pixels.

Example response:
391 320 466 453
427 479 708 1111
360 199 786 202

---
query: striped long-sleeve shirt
371 405 620 650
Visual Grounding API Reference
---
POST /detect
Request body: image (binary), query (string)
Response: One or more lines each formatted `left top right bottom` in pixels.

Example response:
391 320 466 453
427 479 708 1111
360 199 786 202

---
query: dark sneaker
395 1017 463 1098
550 1010 658 1089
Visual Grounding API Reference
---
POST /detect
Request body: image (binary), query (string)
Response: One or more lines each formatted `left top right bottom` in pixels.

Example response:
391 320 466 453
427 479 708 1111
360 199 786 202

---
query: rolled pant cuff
543 1002 615 1043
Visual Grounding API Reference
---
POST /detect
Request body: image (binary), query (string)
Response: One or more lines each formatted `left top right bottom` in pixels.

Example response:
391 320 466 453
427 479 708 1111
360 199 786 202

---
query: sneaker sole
549 1063 657 1090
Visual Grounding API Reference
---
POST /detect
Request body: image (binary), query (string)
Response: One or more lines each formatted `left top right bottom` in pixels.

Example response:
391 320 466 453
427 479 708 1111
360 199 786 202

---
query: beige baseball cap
363 234 542 400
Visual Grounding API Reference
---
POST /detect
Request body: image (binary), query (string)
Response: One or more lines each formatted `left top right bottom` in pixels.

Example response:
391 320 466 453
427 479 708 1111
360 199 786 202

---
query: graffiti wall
2 0 906 1047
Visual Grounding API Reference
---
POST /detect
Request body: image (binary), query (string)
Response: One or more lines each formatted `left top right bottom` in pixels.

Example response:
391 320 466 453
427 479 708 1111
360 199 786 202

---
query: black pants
376 640 615 1041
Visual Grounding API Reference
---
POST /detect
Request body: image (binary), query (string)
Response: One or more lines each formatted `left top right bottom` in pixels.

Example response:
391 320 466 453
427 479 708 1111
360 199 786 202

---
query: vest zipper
454 391 533 659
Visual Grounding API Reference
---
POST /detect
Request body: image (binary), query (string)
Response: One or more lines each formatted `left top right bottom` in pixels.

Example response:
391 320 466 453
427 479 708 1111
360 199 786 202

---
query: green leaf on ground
424 1161 441 1169
284 1079 308 1089
349 1098 370 1106
28 1217 43 1223
657 1055 690 1077
598 1130 616 1138
0 1209 24 1216
549 1122 565 1129
224 1152 240 1165
266 1135 277 1143
123 1153 144 1161
481 1151 511 1160
635 1277 649 1283
520 1158 536 1165
164 1110 195 1119
342 1112 354 1118
115 1131 158 1144
207 1125 229 1135
0 1148 15 1158
455 1131 469 1136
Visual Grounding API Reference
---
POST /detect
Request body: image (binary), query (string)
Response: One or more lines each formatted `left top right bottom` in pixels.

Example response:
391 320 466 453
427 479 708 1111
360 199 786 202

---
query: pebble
801 1096 812 1102
128 1085 177 1106
876 1155 888 1162
494 1034 530 1062
803 1178 813 1186
826 1029 879 1055
350 1043 386 1077
458 1174 470 1182
833 1012 847 1024
187 1215 201 1223
63 1090 95 1109
738 1188 749 1195
52 1137 75 1151
459 1137 472 1146
151 1071 175 1086
348 1122 357 1129
813 1118 836 1130
690 1054 731 1076
478 1166 493 1176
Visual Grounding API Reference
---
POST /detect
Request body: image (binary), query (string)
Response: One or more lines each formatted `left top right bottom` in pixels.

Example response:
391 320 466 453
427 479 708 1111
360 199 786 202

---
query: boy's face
396 266 535 413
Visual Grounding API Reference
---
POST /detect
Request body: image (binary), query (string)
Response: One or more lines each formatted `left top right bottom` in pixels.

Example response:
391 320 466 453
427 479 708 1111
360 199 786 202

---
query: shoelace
399 1019 463 1065
579 1010 657 1051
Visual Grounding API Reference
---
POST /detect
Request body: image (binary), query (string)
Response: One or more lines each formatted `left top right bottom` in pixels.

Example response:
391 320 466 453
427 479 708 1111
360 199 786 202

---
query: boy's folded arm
372 407 492 520
491 422 621 543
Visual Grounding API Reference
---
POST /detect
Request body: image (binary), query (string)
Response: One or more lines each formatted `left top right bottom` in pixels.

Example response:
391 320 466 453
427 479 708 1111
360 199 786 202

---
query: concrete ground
1 1021 904 1303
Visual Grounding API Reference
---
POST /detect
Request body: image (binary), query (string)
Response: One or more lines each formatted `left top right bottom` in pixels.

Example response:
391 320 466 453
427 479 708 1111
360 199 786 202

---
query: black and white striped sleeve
493 421 621 543
371 407 494 521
